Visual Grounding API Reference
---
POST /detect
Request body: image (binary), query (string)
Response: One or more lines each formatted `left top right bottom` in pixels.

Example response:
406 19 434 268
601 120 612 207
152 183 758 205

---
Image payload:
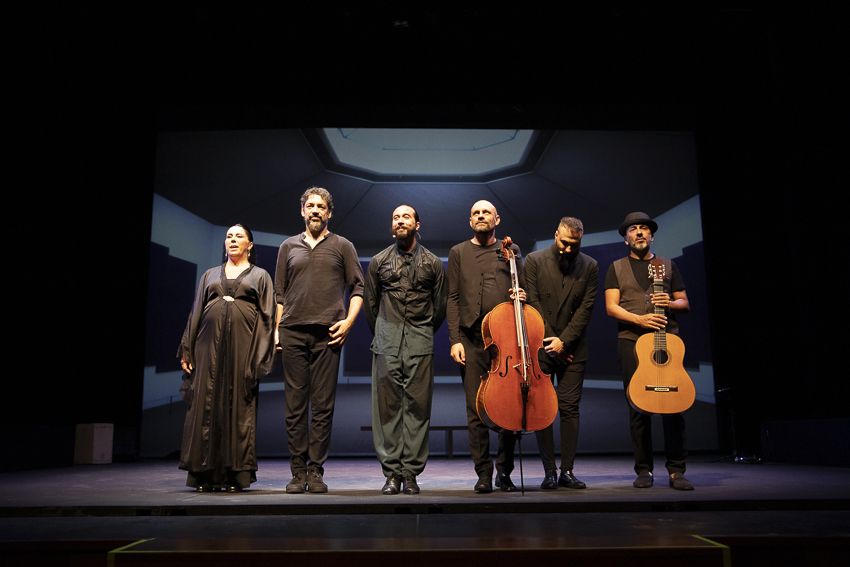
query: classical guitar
627 259 696 414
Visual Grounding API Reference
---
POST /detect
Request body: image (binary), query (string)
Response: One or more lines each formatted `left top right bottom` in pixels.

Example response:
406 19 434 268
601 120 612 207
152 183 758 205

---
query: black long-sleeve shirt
274 232 364 328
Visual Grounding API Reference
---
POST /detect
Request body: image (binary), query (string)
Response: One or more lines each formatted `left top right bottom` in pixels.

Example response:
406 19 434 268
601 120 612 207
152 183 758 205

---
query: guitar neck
652 279 666 315
652 278 667 348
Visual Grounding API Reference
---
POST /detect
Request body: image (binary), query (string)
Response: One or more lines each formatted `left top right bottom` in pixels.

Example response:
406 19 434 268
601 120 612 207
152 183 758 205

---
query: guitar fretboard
652 276 667 353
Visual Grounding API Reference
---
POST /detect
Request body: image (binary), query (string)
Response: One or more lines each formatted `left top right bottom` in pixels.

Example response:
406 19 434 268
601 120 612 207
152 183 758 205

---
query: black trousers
535 357 585 473
459 326 516 478
617 338 687 475
281 324 341 475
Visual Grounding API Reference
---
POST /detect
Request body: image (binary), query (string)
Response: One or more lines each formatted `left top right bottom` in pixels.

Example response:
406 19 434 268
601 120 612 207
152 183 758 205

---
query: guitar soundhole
652 349 669 365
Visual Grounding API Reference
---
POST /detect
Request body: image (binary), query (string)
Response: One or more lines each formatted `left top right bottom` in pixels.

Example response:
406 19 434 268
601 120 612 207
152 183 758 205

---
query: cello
476 236 559 433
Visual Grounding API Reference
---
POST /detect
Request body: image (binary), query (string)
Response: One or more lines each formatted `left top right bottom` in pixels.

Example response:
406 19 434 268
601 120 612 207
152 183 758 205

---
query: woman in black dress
178 224 276 492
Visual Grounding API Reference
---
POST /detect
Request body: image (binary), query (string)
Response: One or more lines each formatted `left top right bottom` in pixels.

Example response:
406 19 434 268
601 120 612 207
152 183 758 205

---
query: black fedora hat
618 211 658 236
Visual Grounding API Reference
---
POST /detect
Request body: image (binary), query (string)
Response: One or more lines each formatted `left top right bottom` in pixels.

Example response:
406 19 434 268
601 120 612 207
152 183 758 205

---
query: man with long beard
364 204 446 495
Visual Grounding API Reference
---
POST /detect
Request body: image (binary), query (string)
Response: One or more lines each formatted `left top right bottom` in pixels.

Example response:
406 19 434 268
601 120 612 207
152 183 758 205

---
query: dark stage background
7 6 847 471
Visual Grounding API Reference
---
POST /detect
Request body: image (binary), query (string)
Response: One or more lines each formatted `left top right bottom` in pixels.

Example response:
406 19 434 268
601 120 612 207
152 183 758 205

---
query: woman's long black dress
178 264 276 489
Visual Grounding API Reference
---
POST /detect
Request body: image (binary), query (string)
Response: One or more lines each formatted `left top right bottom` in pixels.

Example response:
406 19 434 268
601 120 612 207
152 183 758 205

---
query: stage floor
2 455 849 566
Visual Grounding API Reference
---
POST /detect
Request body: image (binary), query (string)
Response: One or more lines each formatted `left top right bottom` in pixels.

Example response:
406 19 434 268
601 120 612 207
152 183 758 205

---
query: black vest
612 256 679 341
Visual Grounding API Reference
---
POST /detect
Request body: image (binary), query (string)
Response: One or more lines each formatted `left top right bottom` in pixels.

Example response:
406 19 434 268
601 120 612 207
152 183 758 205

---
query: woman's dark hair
227 223 257 264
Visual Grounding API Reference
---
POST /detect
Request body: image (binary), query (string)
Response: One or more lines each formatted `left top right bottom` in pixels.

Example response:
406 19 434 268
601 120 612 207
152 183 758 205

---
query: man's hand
543 336 564 355
650 291 671 307
180 358 193 374
328 319 354 346
636 313 667 330
509 287 527 302
543 337 574 363
450 343 466 365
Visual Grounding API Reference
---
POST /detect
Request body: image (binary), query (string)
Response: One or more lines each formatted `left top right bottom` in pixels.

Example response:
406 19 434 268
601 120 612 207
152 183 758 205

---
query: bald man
447 200 523 493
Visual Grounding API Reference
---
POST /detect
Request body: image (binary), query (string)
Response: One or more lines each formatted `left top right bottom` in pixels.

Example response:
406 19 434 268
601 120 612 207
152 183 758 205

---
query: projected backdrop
142 128 716 458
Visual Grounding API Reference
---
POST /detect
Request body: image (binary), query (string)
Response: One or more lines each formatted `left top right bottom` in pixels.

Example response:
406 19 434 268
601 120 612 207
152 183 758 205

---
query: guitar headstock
648 259 666 283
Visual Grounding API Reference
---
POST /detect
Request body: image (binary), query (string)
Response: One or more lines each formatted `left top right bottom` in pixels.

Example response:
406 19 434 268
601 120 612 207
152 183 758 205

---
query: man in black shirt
447 199 524 493
364 205 447 495
604 211 694 491
275 187 364 494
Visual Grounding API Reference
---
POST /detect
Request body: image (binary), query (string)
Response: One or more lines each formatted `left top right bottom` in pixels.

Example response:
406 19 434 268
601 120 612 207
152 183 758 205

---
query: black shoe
496 472 517 492
196 484 213 493
558 470 586 489
474 474 493 494
381 475 402 495
285 471 308 494
669 473 694 491
225 484 242 493
402 475 420 495
306 469 328 493
633 471 654 488
540 470 558 490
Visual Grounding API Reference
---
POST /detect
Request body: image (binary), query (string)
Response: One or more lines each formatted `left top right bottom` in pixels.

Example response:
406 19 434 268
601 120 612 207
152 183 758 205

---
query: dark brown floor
1 455 849 566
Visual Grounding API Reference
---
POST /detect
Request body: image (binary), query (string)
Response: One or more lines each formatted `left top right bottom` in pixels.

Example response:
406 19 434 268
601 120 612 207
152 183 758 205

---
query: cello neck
505 243 530 380
509 254 522 309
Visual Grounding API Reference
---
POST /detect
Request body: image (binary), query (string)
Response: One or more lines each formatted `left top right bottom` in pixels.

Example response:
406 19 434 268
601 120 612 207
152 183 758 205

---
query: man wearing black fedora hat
604 211 694 490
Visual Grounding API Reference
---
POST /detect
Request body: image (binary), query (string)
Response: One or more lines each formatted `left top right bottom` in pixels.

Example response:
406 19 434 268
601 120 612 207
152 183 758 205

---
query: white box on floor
74 423 113 464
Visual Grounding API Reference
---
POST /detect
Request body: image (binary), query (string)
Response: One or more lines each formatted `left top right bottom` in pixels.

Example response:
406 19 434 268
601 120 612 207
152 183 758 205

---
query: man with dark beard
364 205 446 495
525 217 598 490
604 211 694 490
275 187 364 494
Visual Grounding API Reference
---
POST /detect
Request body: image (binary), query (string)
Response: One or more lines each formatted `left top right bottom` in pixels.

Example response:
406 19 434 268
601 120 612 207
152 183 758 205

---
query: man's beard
629 242 651 258
559 251 577 273
394 227 415 245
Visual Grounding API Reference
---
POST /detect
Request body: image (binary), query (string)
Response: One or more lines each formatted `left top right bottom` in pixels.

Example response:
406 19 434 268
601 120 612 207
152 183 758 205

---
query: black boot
540 470 558 490
495 472 517 492
558 470 587 489
474 473 493 493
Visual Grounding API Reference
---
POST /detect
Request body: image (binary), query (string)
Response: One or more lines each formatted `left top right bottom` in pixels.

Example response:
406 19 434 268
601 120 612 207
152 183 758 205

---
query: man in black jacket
364 205 447 495
525 217 598 490
447 199 524 493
